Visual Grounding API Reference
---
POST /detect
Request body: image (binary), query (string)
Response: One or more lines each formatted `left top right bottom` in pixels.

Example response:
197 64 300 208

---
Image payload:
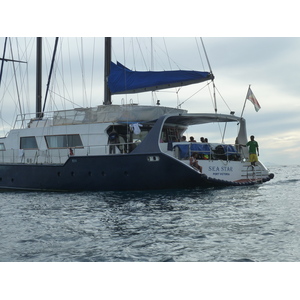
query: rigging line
67 38 74 109
43 37 59 113
212 80 217 113
122 37 128 105
23 38 30 114
0 38 7 132
222 122 227 144
177 81 212 108
80 37 88 107
15 38 25 116
200 37 213 74
1 38 29 119
89 37 96 107
0 57 26 63
8 38 24 126
163 37 172 69
45 39 66 112
49 89 83 107
215 85 232 112
20 38 36 116
176 87 181 108
206 81 215 110
131 37 136 69
136 38 148 70
200 37 217 112
75 38 87 108
132 39 139 105
0 37 8 88
57 38 65 111
151 38 181 69
150 37 155 105
195 37 205 70
151 37 154 71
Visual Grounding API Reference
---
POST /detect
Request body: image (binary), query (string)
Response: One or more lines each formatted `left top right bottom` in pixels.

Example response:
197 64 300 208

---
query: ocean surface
1 165 299 262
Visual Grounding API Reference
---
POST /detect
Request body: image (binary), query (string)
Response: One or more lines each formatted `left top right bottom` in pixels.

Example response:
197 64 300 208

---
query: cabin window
45 134 83 149
0 143 5 151
20 136 38 149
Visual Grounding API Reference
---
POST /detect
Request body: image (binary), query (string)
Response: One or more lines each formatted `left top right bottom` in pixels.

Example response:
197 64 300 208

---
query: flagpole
240 84 251 119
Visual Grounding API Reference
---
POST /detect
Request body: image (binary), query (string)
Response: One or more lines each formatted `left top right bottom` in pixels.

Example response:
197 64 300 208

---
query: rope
8 38 23 126
177 81 212 108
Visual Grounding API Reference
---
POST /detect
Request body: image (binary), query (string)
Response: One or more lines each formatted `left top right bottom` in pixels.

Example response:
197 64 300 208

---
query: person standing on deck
108 130 120 154
246 135 259 166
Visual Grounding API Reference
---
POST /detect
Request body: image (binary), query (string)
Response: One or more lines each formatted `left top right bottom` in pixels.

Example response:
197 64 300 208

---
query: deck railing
0 141 140 165
172 142 246 162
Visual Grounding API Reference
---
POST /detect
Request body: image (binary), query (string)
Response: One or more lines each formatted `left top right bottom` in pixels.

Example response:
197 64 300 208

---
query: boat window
20 136 38 149
0 143 5 151
45 134 83 149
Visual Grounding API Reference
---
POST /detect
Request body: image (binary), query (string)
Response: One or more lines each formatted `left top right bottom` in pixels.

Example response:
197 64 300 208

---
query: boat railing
85 141 140 155
0 141 142 164
13 107 100 129
63 141 140 157
0 140 245 165
14 105 160 129
172 142 244 162
14 112 54 129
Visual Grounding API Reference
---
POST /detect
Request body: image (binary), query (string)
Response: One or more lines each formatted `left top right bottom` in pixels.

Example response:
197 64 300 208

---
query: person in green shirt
246 135 259 166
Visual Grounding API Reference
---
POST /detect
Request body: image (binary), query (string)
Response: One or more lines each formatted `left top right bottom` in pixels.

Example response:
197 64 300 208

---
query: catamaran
0 37 274 191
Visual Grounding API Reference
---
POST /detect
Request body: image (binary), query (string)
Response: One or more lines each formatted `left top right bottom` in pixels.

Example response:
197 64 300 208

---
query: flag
246 87 261 112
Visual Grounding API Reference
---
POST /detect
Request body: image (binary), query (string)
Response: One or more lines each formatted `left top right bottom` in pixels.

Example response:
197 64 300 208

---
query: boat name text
208 166 233 176
208 166 233 172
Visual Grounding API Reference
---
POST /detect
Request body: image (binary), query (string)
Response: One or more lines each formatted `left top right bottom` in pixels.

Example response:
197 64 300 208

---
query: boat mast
43 37 59 113
36 37 42 118
104 37 111 105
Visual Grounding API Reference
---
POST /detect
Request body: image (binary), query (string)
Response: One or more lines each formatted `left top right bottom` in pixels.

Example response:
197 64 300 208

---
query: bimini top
164 113 243 126
163 113 248 146
108 62 214 94
130 113 248 154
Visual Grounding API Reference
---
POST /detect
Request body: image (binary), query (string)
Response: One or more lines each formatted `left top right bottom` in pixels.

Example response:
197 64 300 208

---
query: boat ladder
243 165 264 183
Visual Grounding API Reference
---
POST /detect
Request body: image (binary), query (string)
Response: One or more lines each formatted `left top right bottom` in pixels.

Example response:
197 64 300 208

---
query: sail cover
108 62 214 94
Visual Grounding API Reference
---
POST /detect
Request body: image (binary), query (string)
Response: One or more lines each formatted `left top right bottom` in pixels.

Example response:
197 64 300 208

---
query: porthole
147 156 160 162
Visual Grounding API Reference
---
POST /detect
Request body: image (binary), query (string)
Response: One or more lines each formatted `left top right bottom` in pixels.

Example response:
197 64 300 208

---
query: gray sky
1 37 298 165
112 37 300 166
195 37 300 165
2 2 300 166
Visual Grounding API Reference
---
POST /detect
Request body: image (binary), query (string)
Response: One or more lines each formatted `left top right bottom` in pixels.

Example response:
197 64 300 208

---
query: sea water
0 165 299 262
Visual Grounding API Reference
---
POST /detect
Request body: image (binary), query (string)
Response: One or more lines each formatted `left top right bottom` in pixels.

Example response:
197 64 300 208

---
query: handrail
0 141 142 164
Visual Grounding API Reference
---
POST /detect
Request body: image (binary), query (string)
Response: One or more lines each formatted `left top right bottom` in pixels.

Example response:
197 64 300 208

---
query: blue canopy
175 143 212 159
174 143 238 160
108 62 214 95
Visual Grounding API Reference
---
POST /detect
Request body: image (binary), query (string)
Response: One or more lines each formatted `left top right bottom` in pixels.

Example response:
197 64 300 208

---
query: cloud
1 37 299 165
